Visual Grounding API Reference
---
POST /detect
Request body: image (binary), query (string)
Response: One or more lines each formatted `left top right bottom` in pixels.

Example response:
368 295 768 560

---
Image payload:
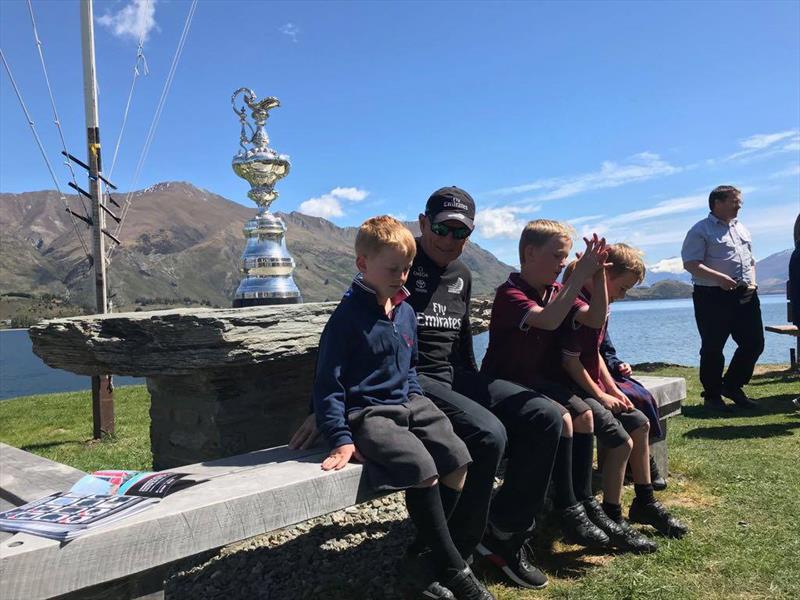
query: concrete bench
0 376 684 600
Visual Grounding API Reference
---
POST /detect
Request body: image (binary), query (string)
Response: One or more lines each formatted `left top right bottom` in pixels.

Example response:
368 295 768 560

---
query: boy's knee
561 412 574 437
442 465 468 491
574 409 594 433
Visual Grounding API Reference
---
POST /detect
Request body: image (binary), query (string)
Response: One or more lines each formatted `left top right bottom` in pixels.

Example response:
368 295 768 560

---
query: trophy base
233 296 302 308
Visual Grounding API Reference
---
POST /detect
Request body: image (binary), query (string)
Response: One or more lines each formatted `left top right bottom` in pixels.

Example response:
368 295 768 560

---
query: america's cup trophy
231 88 302 307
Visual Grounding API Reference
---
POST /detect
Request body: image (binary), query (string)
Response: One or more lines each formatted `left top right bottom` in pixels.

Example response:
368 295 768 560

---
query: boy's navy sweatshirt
313 275 424 450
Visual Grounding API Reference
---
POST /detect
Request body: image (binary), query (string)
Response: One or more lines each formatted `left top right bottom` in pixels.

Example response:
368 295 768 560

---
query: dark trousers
419 372 507 558
692 286 765 396
422 371 563 535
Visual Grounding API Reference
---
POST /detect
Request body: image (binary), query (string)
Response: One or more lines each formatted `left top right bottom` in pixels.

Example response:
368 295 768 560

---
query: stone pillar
147 357 316 469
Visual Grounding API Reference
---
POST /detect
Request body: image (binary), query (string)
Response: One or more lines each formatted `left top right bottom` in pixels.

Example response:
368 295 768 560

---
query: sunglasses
428 219 472 240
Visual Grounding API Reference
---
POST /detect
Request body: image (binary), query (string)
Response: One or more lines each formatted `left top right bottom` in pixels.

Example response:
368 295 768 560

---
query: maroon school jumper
480 273 581 386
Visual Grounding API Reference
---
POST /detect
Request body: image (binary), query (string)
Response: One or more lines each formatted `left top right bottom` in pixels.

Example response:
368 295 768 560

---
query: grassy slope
0 366 798 599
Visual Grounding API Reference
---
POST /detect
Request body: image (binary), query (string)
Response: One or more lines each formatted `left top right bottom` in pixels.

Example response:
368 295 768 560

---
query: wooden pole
80 0 114 437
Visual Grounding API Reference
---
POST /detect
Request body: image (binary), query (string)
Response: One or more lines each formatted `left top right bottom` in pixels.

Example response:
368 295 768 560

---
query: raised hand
574 233 612 280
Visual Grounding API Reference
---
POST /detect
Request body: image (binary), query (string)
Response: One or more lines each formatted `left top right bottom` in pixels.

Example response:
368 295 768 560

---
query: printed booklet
0 469 198 541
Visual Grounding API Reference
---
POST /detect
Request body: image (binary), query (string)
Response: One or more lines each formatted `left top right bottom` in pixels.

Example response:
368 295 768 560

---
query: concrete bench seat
0 375 684 600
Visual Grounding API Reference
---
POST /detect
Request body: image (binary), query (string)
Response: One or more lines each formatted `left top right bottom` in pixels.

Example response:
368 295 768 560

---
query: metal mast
80 0 114 437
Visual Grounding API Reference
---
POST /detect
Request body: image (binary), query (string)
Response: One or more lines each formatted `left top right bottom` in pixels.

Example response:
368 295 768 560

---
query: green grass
1 366 798 599
0 384 152 472
487 365 800 600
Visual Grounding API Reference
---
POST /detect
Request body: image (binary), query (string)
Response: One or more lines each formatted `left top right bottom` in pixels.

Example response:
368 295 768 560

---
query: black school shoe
559 502 610 548
629 498 689 539
401 549 455 600
721 385 758 408
441 566 496 600
581 497 658 554
476 526 548 589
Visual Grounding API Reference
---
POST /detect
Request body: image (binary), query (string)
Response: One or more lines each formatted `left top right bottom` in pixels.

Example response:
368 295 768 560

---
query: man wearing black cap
406 188 607 592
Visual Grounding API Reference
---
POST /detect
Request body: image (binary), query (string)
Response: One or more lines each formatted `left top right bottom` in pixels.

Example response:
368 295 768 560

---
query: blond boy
313 216 493 600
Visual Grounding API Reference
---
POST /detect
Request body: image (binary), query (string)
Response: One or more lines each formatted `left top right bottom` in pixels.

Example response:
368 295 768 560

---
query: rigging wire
108 1 150 180
107 0 198 263
25 0 91 220
1 48 92 261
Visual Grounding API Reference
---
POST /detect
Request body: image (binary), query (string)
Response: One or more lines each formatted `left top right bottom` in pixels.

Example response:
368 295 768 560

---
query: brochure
69 470 194 498
0 469 199 541
0 492 156 541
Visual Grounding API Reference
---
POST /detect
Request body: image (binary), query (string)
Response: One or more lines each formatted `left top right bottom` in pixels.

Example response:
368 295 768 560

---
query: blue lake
0 294 795 400
0 329 142 400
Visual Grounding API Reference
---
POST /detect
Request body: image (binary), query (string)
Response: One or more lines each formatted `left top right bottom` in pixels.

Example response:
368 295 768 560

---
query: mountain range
0 182 514 310
0 182 790 315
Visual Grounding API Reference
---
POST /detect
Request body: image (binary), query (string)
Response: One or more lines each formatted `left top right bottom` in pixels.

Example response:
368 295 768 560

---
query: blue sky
1 0 798 271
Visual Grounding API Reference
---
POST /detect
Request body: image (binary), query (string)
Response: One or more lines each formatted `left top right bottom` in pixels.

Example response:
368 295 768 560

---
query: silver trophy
231 88 301 306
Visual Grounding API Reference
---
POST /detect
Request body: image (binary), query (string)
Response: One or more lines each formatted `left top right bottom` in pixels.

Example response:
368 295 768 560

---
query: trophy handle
232 88 257 152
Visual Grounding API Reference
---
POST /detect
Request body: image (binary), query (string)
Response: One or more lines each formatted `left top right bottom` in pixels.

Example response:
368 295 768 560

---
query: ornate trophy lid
231 88 291 208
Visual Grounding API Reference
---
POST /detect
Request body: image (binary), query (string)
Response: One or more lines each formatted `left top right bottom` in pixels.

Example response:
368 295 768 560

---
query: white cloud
648 257 685 274
602 195 706 228
724 130 800 162
297 186 369 219
475 204 542 239
330 187 368 202
491 152 681 201
567 214 605 226
298 196 343 219
279 22 299 43
97 0 157 42
739 131 797 150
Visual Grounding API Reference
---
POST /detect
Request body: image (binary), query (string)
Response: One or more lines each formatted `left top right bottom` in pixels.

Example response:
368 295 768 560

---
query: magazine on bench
0 470 199 541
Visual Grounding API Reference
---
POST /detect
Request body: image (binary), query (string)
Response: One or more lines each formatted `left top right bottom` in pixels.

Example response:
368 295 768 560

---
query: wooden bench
764 280 799 369
0 376 684 600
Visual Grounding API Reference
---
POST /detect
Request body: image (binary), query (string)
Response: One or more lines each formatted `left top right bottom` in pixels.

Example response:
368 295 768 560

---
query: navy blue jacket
313 275 424 450
599 330 623 374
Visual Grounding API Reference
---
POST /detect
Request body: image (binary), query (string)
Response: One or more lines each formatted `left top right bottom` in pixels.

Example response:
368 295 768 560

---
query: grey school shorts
529 378 590 417
578 395 649 449
347 394 472 491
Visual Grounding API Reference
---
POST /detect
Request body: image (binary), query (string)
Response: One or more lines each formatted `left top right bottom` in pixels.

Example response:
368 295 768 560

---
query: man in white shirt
681 185 763 412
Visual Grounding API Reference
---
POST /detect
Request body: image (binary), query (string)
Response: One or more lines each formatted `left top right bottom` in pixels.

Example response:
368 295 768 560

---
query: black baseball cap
425 186 476 230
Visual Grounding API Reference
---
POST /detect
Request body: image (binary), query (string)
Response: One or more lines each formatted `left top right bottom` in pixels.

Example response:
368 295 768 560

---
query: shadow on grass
682 393 800 420
21 439 87 452
748 369 800 386
683 419 800 440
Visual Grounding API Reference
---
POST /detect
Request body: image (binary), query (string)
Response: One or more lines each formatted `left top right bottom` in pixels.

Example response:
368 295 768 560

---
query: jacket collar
351 273 410 308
